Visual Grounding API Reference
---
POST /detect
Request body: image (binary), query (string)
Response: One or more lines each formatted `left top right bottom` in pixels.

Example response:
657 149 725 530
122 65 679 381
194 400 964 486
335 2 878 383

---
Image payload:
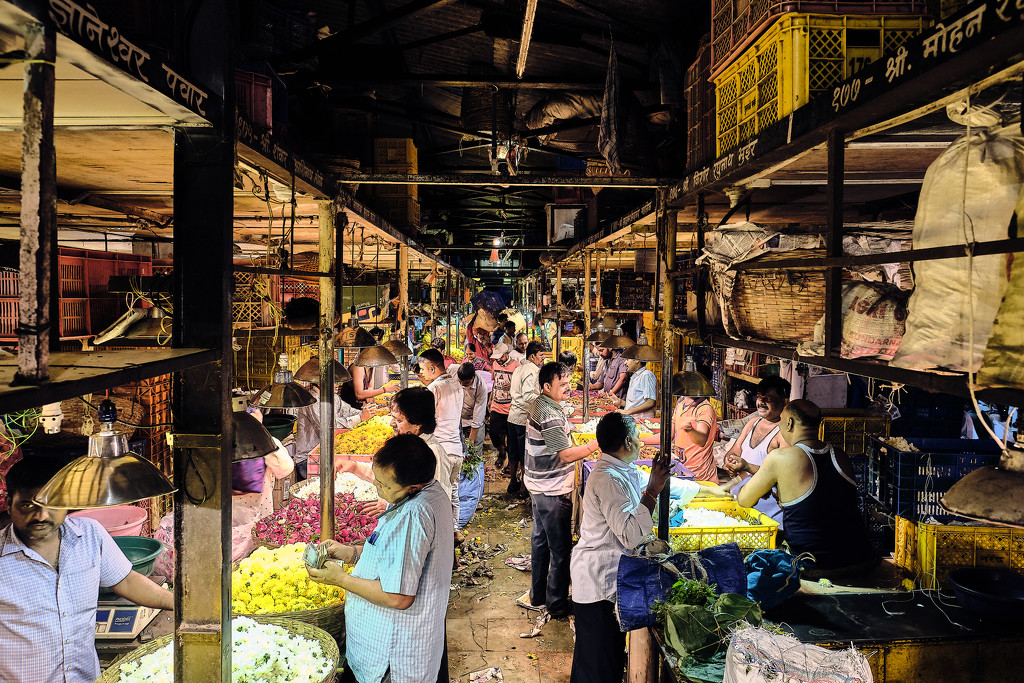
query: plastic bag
892 124 1024 372
744 549 806 609
615 542 746 631
232 457 267 494
471 291 506 316
457 461 485 529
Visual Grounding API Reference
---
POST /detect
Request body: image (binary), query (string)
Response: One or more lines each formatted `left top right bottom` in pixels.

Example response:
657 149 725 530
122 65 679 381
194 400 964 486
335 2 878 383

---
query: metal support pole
824 129 845 357
318 200 337 541
582 251 592 422
172 126 234 682
555 266 562 355
15 23 55 385
695 194 707 340
399 245 410 388
656 189 676 541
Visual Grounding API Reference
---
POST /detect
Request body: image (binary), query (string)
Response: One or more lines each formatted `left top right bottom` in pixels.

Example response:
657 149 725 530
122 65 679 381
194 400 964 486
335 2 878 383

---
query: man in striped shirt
522 362 601 617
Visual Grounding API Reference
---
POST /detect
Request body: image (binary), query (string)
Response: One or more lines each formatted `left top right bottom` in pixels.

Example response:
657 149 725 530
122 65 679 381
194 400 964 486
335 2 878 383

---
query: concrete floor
446 446 575 683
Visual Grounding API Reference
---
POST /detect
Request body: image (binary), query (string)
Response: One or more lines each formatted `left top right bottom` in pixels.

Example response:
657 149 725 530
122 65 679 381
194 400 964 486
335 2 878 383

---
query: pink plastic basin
69 505 148 536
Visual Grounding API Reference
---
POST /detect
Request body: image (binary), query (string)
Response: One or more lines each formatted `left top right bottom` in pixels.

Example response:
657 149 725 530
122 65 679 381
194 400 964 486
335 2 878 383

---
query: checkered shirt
0 516 131 683
345 481 454 683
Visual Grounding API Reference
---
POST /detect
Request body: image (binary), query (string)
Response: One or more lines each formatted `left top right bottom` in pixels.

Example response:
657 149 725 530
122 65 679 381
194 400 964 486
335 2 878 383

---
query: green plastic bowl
99 536 166 598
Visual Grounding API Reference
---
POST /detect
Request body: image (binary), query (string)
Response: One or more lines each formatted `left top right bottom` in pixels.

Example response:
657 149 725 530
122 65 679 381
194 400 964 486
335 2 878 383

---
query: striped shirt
0 517 132 683
524 394 575 496
345 481 454 683
508 359 540 426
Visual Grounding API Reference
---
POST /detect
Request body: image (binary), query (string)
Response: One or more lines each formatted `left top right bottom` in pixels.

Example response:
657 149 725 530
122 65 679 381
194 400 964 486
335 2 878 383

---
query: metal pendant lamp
600 325 635 350
941 440 1024 527
354 344 398 367
585 323 610 343
254 354 316 408
383 338 413 357
33 400 176 509
621 343 662 362
295 357 351 384
232 409 279 462
335 320 378 349
670 355 716 398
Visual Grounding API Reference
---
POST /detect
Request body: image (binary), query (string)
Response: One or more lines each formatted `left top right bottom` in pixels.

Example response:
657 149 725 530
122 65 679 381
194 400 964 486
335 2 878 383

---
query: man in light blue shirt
0 458 174 683
308 434 454 683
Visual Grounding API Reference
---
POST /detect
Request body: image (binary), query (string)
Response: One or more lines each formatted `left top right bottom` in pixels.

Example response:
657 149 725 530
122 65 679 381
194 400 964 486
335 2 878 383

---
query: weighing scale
95 577 166 640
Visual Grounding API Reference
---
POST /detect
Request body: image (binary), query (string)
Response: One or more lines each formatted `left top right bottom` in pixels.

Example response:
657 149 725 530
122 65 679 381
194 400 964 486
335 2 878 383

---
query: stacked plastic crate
0 248 152 341
711 0 930 156
685 35 715 171
232 269 278 328
371 138 420 232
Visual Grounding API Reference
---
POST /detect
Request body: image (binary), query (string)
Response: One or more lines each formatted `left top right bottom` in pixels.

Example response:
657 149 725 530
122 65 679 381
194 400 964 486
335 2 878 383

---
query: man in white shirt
509 332 529 364
507 341 544 495
415 348 465 465
569 413 735 682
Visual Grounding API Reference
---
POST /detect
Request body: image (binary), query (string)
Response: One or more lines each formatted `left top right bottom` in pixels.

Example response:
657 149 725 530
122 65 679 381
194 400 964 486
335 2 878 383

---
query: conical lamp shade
621 344 662 362
383 339 413 357
941 447 1024 527
600 327 635 349
670 370 716 398
295 358 350 383
585 325 610 343
253 381 316 408
354 345 399 367
233 410 278 462
33 430 176 509
335 326 378 348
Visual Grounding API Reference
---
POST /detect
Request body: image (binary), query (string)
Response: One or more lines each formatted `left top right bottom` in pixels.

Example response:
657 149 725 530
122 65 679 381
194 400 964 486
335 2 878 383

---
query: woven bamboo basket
97 615 340 683
236 602 346 654
730 249 825 343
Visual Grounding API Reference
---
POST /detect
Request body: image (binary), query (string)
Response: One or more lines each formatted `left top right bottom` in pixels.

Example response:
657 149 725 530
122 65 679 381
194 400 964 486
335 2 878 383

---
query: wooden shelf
726 370 760 384
0 348 217 413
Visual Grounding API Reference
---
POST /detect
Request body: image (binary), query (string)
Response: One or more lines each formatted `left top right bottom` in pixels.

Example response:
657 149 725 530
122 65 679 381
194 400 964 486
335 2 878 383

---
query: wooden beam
823 129 844 357
16 22 56 385
516 0 539 79
347 172 672 188
318 199 336 544
657 188 675 540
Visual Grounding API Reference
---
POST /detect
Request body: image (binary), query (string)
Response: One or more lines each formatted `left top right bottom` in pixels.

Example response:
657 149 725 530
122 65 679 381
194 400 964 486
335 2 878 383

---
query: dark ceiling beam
440 245 563 252
396 23 487 51
549 0 649 35
324 74 638 90
0 174 171 226
273 0 464 64
466 0 650 44
347 172 672 188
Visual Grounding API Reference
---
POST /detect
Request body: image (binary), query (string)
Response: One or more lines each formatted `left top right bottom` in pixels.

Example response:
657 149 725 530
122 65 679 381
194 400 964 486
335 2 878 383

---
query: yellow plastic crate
818 410 891 456
715 12 929 155
896 516 1024 589
658 500 779 554
571 431 652 446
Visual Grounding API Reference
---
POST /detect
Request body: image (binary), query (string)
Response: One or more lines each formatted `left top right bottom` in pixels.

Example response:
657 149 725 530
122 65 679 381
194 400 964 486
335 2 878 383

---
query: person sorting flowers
307 433 454 683
569 413 736 683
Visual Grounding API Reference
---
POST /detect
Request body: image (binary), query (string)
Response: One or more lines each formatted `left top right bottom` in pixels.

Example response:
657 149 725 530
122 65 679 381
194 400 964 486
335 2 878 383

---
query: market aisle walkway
446 449 575 682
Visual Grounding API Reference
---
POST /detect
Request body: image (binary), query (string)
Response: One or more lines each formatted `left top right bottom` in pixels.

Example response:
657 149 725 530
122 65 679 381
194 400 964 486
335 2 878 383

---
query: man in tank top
724 376 791 527
737 399 877 579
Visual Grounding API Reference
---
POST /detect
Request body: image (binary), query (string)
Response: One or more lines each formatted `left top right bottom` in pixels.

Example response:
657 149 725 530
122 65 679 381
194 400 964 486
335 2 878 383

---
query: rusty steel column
656 189 676 541
16 22 56 385
319 199 337 541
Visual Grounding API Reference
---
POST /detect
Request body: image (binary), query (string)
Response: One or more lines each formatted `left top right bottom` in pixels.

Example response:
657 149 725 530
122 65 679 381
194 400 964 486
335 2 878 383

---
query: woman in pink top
673 397 720 483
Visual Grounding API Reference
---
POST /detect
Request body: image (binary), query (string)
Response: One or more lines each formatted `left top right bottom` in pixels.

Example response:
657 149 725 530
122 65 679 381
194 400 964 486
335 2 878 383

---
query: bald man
736 399 877 579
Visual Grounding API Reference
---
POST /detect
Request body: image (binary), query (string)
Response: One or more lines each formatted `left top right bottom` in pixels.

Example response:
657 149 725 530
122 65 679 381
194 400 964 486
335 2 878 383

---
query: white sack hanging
890 123 1024 372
